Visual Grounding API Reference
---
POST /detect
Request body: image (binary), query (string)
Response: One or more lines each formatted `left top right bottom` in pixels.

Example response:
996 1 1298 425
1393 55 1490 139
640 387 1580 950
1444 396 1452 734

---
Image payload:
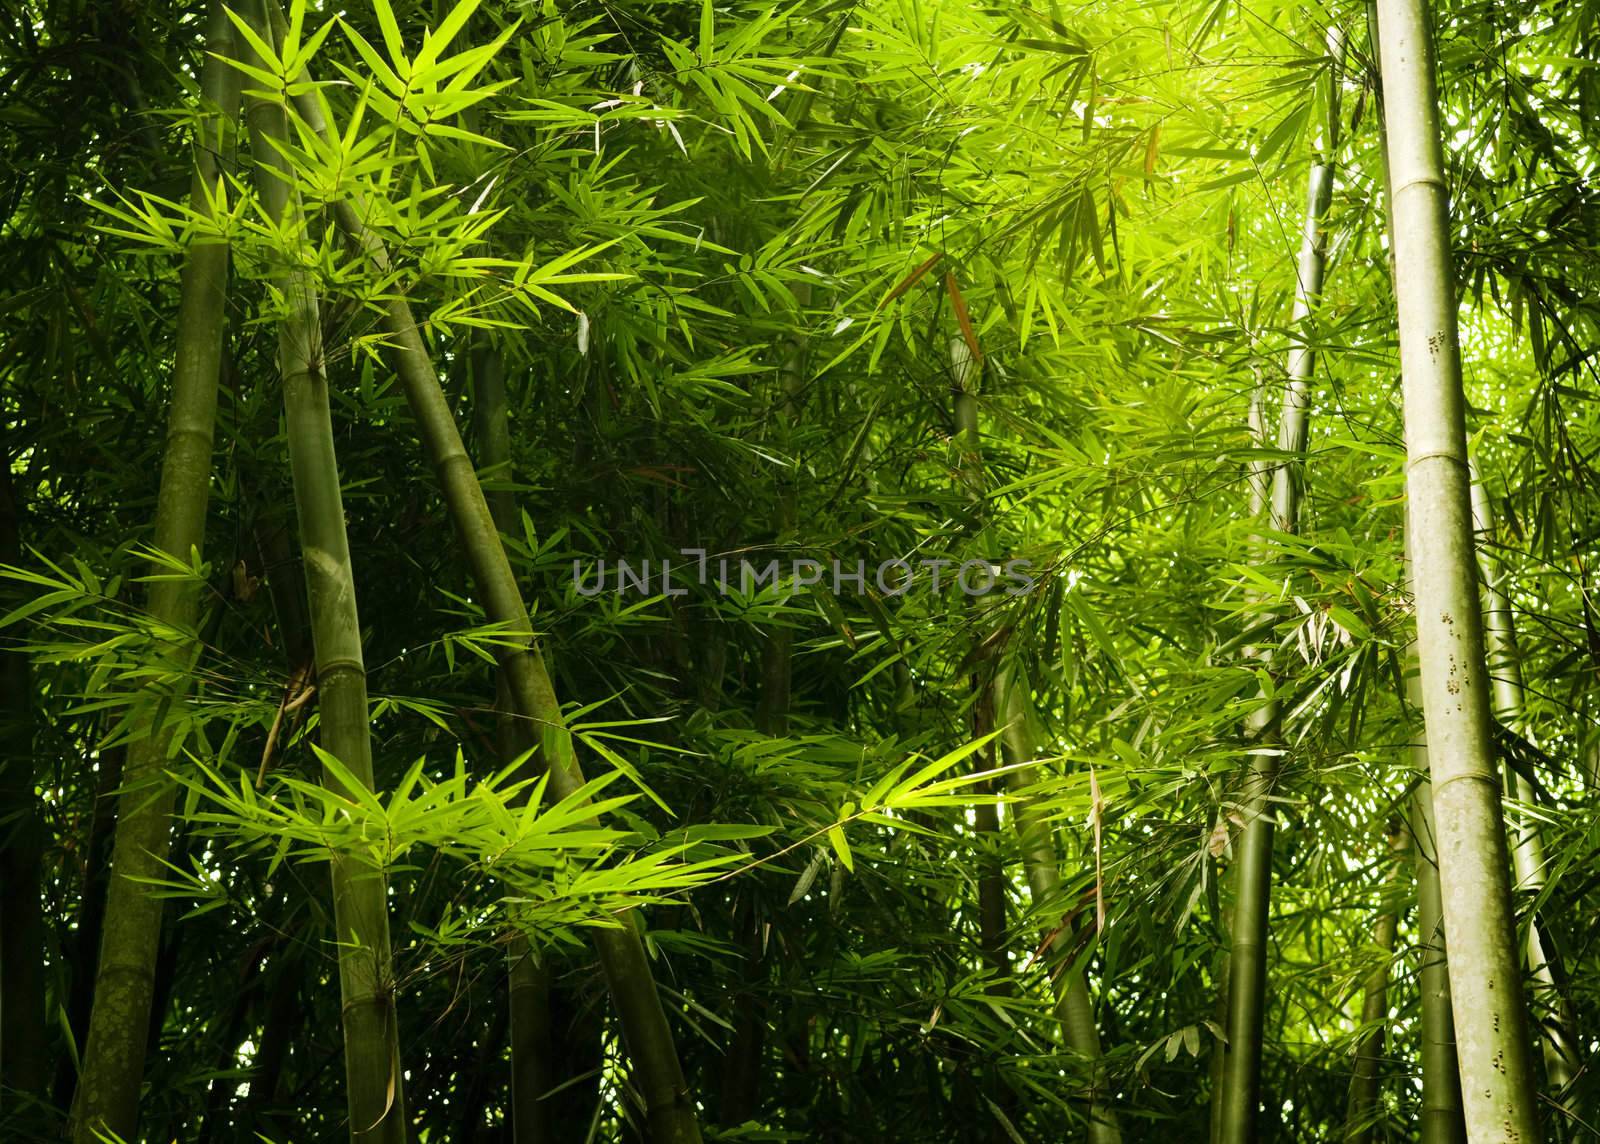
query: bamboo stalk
720 298 809 1127
1408 711 1468 1144
1469 475 1582 1101
997 670 1120 1143
952 331 1117 1136
274 48 702 1142
1374 1 1541 1136
1372 18 1466 1137
1403 520 1468 1143
469 342 557 1144
950 340 1013 991
1216 28 1345 1144
1343 825 1407 1144
241 5 406 1138
70 5 241 1137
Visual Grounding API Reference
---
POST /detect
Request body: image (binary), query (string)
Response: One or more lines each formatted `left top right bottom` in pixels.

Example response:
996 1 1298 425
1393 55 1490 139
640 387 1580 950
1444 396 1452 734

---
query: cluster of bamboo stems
46 1 1571 1141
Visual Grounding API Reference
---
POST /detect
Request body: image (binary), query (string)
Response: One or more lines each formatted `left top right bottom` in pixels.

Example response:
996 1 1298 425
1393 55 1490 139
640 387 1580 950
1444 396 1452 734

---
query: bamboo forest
7 0 1600 1139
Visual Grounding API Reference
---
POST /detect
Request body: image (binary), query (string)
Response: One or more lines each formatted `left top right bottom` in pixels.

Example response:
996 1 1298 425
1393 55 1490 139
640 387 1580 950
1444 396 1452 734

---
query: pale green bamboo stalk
1405 622 1468 1144
1375 1 1540 1136
241 6 405 1139
70 5 241 1138
1343 827 1407 1144
1372 17 1465 1136
273 47 701 1141
1216 29 1345 1144
997 669 1120 1143
1469 475 1581 1099
1401 512 1469 1143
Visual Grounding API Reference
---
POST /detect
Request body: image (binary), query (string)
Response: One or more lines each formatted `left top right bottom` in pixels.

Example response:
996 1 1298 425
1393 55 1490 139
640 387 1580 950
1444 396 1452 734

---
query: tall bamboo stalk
1470 475 1581 1098
996 671 1120 1142
720 296 809 1127
242 6 406 1138
951 332 1117 1136
470 342 556 1144
1405 632 1468 1144
1215 28 1344 1144
1412 793 1469 1141
950 340 1012 990
1375 1 1540 1136
1342 825 1407 1144
70 5 241 1137
275 48 702 1142
1371 17 1466 1136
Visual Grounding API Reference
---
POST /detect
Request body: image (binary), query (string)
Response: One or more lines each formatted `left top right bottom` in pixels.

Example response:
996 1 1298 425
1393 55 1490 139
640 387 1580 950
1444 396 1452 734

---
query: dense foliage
1 0 1597 1140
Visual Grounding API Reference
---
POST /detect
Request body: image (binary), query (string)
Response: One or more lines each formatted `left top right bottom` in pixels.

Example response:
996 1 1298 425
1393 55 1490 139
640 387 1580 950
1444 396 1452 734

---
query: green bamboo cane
70 5 241 1137
996 669 1120 1143
1407 670 1468 1144
1343 826 1407 1144
240 5 406 1139
1371 16 1466 1137
273 48 702 1143
953 332 1118 1137
720 292 809 1127
470 342 557 1144
1469 475 1581 1101
1374 0 1540 1136
1215 27 1345 1143
950 340 1013 990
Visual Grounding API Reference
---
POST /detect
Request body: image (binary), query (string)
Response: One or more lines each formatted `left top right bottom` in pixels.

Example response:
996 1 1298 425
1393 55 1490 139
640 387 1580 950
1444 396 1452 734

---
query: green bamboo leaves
12 0 1600 1139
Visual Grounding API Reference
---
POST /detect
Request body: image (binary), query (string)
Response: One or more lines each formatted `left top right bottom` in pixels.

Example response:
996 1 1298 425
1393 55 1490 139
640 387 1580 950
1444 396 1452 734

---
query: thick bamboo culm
70 4 242 1139
1375 0 1540 1137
